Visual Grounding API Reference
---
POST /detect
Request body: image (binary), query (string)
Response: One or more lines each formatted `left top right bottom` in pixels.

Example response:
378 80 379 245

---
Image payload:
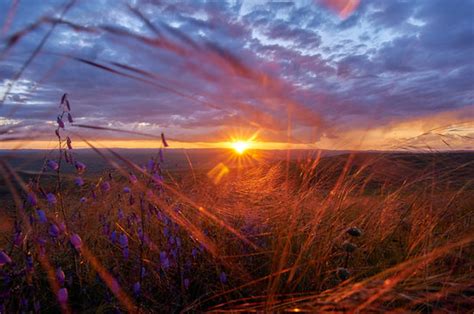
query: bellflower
47 160 59 171
70 234 82 251
74 161 86 174
46 193 57 205
57 288 68 304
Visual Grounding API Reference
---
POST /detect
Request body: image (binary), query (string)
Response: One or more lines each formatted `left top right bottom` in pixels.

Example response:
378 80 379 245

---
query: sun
231 140 250 155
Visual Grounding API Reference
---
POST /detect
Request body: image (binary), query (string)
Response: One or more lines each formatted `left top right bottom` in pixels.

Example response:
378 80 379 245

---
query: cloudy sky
0 0 473 150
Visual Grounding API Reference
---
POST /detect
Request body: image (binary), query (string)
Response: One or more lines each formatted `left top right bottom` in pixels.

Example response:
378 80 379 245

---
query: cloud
0 0 472 150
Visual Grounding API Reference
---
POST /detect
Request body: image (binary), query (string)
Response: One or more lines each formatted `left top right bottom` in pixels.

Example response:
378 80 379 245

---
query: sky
0 0 473 151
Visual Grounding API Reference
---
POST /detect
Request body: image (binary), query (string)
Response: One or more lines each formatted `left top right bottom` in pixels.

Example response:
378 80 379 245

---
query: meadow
0 2 473 312
0 144 473 312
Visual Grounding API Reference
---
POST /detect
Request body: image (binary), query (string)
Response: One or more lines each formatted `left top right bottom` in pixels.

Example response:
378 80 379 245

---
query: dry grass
0 149 473 313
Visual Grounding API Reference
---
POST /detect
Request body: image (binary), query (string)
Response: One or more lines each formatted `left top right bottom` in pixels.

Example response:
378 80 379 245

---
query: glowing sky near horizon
0 0 473 150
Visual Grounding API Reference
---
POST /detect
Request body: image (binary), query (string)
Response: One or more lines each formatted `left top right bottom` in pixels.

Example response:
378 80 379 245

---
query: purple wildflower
123 247 129 259
13 231 23 246
110 231 117 243
66 136 72 150
147 159 155 172
70 234 82 251
123 186 131 193
101 181 111 192
46 193 57 205
129 173 138 184
57 116 65 129
184 278 190 290
59 222 66 233
0 250 12 266
27 192 37 206
75 177 84 187
57 288 68 304
56 267 65 285
80 197 87 203
133 282 141 295
26 253 33 270
102 223 110 235
49 224 60 237
37 209 47 223
119 233 128 248
220 271 227 284
74 161 86 174
160 251 170 270
61 93 67 105
156 211 164 221
152 173 163 185
171 248 178 260
47 159 59 171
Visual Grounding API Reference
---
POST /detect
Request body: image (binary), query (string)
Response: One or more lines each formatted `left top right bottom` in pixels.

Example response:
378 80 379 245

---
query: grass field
1 2 473 312
1 149 473 312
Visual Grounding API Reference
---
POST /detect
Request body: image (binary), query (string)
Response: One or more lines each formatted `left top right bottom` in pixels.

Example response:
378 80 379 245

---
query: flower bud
342 241 357 253
47 160 59 171
49 224 60 237
336 267 350 281
57 116 65 129
133 282 141 295
101 181 111 192
37 209 47 223
67 113 73 123
346 227 363 237
70 234 82 251
56 267 65 286
66 136 72 150
46 193 57 205
27 192 37 206
0 251 12 266
74 161 86 174
220 271 227 284
57 288 68 304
